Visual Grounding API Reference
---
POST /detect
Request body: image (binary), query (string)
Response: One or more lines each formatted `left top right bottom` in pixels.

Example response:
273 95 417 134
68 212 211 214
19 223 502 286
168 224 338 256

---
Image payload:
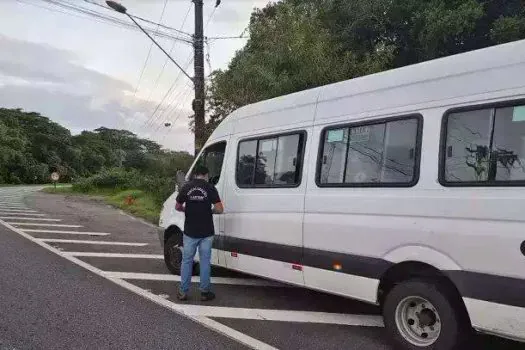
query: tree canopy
200 0 525 138
0 108 193 184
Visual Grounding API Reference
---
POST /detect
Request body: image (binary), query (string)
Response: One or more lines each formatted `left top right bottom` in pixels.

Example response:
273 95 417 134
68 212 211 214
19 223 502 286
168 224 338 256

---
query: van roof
227 39 525 121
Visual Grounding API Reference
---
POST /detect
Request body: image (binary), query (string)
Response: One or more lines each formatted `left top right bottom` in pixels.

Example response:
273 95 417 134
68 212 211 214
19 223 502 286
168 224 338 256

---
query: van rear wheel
383 279 469 350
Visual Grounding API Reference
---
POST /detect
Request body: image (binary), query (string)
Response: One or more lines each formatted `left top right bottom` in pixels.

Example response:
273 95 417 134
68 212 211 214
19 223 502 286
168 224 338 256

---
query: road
0 186 522 350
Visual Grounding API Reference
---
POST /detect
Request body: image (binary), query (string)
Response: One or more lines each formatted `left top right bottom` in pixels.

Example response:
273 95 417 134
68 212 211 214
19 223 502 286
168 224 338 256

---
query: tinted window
237 132 305 187
320 128 348 184
255 138 278 185
444 109 491 182
443 103 525 184
236 140 257 186
492 106 525 181
319 117 420 186
274 134 301 185
192 141 226 184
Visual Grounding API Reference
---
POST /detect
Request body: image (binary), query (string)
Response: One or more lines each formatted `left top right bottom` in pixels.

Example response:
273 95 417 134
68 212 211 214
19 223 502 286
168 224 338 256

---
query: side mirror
176 170 186 188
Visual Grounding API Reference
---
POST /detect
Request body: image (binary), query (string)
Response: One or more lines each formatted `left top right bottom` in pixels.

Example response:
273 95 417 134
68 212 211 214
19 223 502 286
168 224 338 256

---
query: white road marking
39 239 148 246
0 217 61 221
0 218 277 350
102 272 292 288
22 229 110 236
0 212 47 217
10 223 82 228
0 208 36 212
63 252 164 259
182 307 384 327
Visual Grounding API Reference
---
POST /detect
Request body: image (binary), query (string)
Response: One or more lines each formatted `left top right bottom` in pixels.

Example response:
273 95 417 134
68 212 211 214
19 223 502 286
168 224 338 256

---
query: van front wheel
164 235 198 275
383 279 468 350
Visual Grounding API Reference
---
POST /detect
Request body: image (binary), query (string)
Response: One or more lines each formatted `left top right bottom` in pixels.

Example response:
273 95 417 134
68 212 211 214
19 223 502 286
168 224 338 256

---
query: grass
42 186 161 224
106 190 161 223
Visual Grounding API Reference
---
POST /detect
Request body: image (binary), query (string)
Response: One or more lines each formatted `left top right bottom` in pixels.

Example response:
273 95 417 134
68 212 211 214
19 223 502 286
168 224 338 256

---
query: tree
196 0 525 137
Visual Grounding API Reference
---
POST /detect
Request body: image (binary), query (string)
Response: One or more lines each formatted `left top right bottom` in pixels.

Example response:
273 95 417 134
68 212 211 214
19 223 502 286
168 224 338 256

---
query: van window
236 132 305 188
192 141 226 185
319 116 421 186
442 103 525 184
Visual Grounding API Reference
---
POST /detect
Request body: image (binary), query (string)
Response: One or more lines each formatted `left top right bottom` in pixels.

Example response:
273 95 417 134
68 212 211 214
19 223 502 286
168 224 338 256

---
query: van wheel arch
378 261 470 323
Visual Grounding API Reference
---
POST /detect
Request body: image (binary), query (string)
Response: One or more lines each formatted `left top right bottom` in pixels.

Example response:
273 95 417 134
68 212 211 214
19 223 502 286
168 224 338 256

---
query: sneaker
200 291 216 302
177 290 188 301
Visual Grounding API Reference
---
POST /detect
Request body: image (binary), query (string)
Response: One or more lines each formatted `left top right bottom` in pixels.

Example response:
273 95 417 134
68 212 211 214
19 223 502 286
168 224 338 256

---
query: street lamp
105 1 193 83
106 1 126 13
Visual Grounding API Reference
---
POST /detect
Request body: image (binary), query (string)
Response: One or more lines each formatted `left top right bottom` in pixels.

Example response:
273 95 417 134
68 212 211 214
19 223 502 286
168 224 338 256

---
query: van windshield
192 141 226 184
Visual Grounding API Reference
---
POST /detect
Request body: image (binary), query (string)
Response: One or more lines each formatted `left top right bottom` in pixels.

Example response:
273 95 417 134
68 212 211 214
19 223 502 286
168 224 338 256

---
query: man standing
175 165 223 301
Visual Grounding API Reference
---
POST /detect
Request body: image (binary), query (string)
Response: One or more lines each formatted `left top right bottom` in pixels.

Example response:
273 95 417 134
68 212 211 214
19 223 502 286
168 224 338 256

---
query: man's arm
212 202 224 214
210 186 224 214
175 185 188 212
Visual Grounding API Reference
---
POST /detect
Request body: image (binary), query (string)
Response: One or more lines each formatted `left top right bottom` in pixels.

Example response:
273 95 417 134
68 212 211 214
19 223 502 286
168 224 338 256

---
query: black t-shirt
176 178 221 238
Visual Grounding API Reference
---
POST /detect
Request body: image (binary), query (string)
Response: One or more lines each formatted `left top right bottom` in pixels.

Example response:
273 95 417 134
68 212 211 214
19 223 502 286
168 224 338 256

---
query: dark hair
193 165 209 176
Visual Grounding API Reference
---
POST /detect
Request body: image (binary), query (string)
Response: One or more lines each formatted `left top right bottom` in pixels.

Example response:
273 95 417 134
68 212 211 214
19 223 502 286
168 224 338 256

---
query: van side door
221 130 309 286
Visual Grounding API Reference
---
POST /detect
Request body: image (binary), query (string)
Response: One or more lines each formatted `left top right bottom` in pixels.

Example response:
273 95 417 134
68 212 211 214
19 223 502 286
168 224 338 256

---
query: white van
158 39 525 349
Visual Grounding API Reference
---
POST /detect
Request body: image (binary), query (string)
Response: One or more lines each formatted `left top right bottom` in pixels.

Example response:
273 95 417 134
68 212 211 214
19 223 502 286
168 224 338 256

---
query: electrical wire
144 55 194 129
142 3 193 117
31 0 192 44
82 0 193 38
132 0 169 100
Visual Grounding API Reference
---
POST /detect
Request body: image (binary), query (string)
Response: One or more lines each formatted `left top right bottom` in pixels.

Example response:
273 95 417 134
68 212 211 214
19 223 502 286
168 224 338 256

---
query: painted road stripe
0 212 46 217
11 223 82 228
103 272 291 288
39 239 148 247
0 217 61 221
0 218 276 350
64 252 163 259
182 306 384 327
22 229 111 236
0 209 38 213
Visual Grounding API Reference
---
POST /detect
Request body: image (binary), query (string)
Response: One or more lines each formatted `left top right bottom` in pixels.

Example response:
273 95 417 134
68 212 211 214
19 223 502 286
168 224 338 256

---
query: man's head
192 165 209 181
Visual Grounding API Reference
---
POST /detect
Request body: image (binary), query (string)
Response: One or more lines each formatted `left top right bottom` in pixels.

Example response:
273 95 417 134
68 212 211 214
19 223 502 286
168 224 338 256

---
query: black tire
163 234 199 276
164 235 183 275
383 279 470 350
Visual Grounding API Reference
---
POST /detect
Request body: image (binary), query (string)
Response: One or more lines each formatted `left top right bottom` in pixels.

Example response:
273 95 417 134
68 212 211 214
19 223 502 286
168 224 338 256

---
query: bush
72 168 138 193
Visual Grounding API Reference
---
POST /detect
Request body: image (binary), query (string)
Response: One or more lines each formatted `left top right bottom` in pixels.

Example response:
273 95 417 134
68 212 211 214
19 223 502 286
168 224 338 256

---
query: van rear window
318 116 422 187
441 102 525 185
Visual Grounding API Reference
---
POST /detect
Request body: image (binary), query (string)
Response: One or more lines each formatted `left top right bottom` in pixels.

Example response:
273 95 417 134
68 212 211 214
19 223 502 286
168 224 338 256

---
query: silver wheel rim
395 296 441 347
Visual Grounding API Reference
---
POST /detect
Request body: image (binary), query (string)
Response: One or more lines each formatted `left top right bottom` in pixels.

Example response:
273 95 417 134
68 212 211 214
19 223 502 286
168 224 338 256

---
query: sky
0 0 271 152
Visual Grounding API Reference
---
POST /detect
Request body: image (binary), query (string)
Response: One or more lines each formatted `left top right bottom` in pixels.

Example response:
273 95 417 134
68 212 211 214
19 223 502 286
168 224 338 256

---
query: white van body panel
160 39 525 342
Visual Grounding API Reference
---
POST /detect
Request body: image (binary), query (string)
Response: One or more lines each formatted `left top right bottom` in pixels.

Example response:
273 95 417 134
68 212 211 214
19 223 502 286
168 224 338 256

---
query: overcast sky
0 0 271 152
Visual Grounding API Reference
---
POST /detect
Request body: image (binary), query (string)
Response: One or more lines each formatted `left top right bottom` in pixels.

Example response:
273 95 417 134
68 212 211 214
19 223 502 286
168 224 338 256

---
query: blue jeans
179 234 213 294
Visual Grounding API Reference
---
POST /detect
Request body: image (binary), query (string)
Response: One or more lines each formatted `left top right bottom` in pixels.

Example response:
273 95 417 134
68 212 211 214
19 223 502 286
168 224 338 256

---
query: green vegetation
1 109 192 223
4 0 525 222
200 0 525 139
0 108 193 185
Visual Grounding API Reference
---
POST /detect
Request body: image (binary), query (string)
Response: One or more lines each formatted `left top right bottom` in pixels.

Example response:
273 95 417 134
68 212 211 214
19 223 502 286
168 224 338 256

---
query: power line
132 0 169 100
207 35 249 40
144 55 194 129
82 0 193 38
31 0 192 44
142 2 193 117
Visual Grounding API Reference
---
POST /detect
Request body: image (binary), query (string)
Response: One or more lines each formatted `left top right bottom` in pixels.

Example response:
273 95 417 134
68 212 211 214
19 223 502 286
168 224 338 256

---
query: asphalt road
0 186 523 350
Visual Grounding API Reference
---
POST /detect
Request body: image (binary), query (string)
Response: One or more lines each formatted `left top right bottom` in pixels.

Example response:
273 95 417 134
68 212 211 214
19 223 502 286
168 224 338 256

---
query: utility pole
192 0 206 156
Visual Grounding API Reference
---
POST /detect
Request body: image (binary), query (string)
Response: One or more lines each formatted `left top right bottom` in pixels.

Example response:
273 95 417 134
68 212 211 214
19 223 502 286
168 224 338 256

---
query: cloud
0 35 193 151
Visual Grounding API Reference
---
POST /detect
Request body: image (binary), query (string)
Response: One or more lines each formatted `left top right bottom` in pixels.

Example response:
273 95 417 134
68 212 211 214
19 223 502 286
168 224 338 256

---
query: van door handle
521 241 525 257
